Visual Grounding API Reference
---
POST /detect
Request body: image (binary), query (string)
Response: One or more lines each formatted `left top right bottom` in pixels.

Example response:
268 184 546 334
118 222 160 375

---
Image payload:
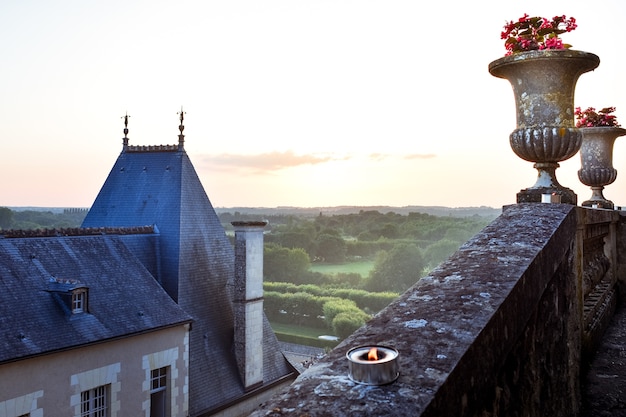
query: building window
0 391 43 417
150 367 169 417
81 385 109 417
72 289 87 313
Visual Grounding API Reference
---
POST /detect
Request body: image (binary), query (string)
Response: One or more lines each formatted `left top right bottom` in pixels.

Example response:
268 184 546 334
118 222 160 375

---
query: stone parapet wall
578 208 620 357
614 212 626 299
251 203 620 417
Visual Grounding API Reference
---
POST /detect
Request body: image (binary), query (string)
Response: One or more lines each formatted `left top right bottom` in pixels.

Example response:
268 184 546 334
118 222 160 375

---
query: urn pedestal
578 127 626 209
489 50 600 204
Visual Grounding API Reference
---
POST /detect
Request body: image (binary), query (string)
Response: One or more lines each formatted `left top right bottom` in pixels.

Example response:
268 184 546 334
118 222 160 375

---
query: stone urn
578 126 626 209
489 50 600 204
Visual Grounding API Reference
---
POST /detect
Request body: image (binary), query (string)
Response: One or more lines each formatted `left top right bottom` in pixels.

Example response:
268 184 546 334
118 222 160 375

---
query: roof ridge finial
122 112 130 149
177 106 186 149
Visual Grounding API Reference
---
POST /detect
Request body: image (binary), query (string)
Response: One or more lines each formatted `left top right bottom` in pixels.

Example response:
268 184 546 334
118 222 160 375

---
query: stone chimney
231 221 267 391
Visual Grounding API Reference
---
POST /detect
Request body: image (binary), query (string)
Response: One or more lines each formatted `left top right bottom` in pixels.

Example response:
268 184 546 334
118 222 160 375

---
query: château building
0 112 297 417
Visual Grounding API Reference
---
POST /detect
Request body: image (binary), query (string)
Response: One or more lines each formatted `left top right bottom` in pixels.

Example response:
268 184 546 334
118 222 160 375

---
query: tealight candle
346 345 399 385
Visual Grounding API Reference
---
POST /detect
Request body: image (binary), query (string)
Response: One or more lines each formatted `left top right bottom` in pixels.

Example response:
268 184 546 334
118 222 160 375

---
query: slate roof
82 146 295 416
0 233 192 364
82 148 184 299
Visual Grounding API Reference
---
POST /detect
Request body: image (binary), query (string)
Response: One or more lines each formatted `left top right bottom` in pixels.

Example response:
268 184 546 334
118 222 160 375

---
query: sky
2 0 626 209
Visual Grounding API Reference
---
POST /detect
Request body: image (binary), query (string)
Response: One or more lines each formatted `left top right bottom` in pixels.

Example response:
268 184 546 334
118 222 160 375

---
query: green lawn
270 321 339 348
270 322 330 338
310 260 375 277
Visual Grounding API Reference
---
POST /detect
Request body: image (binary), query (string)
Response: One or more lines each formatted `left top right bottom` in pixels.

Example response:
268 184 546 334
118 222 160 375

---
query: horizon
2 1 626 209
4 203 503 211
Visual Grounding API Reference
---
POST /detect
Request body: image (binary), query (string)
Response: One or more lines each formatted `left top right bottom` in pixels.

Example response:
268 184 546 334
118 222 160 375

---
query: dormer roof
46 277 86 293
46 278 89 315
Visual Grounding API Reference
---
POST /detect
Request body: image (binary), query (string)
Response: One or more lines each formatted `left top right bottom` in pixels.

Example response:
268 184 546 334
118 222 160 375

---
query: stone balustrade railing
579 208 620 356
251 203 624 417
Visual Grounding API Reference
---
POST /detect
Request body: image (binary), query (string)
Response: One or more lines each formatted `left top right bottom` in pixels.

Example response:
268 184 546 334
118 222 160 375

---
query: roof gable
82 150 183 228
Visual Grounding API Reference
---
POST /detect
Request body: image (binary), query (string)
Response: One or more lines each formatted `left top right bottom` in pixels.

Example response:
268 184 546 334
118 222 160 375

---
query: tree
276 231 315 254
365 243 425 293
444 227 475 242
372 222 400 239
263 244 311 282
314 234 347 262
0 207 13 229
424 239 461 268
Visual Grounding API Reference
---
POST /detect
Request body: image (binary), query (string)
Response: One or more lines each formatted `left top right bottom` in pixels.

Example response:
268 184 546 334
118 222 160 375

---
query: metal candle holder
346 345 399 385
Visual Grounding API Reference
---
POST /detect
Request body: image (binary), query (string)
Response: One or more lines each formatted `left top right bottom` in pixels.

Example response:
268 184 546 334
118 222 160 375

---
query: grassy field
309 260 376 277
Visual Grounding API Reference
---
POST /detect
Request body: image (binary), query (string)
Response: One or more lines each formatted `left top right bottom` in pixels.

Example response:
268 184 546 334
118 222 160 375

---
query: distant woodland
0 207 88 230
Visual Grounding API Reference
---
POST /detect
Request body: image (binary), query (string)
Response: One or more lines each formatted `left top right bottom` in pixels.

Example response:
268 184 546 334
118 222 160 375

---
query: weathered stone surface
581 302 626 416
251 204 584 417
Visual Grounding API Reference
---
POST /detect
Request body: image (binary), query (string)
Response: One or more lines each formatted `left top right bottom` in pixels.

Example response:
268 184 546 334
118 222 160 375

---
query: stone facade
0 325 190 417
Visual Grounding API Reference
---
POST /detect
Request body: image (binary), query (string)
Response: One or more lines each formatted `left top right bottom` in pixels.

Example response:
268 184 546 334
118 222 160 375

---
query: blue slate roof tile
0 234 192 364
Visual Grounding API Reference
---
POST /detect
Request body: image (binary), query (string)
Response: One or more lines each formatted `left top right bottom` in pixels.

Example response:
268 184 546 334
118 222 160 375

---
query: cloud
197 150 437 175
368 153 437 161
368 153 389 161
404 153 437 160
199 150 347 174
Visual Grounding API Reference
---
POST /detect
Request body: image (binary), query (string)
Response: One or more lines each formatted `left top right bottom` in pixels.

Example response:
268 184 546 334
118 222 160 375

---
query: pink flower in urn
501 14 576 55
542 37 564 50
575 107 621 128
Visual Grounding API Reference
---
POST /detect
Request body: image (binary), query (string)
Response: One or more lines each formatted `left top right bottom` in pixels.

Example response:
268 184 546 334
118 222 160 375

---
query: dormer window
72 288 87 313
47 278 88 315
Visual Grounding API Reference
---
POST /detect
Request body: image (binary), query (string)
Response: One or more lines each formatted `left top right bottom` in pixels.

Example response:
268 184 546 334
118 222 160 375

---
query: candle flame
368 347 378 361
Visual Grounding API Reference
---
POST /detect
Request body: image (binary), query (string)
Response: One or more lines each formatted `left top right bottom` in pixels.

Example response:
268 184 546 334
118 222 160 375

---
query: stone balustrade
251 203 625 417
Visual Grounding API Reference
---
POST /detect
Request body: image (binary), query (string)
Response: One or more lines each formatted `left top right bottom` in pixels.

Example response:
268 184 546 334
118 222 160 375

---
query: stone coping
250 203 580 416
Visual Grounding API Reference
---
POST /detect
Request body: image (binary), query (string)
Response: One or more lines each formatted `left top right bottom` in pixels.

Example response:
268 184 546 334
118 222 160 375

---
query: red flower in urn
575 107 621 128
501 14 577 56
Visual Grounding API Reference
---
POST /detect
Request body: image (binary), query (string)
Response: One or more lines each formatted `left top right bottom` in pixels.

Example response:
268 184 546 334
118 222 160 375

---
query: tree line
0 207 88 230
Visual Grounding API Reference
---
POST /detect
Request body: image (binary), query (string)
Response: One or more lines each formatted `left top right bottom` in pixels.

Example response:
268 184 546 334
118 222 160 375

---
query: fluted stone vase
489 50 600 204
578 127 626 209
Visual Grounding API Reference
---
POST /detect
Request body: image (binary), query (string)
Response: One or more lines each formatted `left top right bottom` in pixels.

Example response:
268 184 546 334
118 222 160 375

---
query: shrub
332 311 369 340
322 299 370 328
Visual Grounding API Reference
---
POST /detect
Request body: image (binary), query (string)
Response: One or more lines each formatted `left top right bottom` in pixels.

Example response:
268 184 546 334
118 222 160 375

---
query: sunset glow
2 1 626 209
